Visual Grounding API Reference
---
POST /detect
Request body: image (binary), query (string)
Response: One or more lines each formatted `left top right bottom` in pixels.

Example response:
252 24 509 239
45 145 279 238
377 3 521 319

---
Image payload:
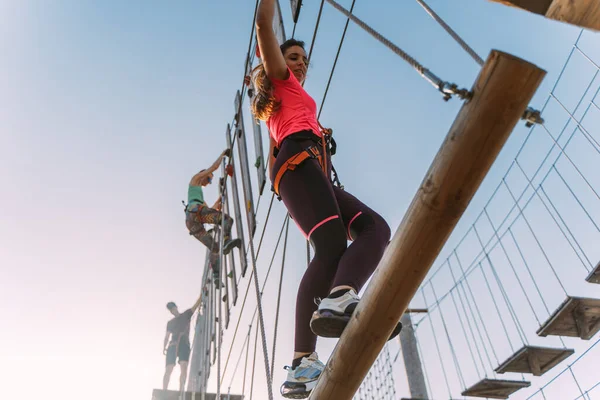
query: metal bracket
522 106 544 127
439 81 472 102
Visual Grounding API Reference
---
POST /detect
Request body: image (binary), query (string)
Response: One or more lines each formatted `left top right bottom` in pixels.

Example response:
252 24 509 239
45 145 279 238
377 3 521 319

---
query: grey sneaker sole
223 238 241 254
281 380 318 399
310 310 403 340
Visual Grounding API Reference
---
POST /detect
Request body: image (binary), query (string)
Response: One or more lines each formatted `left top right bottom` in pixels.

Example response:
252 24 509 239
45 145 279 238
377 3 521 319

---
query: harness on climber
271 123 344 200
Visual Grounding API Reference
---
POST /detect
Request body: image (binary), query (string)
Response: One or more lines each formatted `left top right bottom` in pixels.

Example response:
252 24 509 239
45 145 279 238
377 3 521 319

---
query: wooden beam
490 0 600 31
405 308 428 314
310 50 546 400
151 390 244 400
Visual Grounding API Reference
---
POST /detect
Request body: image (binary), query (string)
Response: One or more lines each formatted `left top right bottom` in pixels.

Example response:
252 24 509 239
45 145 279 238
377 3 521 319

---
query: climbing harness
272 144 323 197
271 124 343 199
184 200 205 236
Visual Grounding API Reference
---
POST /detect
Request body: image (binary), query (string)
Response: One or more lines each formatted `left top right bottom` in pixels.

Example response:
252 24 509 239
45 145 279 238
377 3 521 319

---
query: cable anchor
521 107 544 127
421 69 472 102
438 81 473 102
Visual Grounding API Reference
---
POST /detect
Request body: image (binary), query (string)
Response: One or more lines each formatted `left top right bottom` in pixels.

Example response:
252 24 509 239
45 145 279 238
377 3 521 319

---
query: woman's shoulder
271 66 299 86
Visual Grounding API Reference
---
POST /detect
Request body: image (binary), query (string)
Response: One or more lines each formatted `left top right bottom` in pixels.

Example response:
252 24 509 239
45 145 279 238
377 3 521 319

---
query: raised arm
190 149 229 186
212 196 222 211
191 292 203 314
256 0 288 80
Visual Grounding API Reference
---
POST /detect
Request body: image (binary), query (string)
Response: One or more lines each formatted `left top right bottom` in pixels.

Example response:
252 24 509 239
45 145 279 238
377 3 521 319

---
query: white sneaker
310 289 403 340
280 352 325 399
310 289 360 338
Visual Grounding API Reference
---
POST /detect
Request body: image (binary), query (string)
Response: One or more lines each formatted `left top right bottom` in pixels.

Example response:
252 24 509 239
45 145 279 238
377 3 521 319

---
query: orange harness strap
318 123 332 178
272 145 323 196
272 124 333 198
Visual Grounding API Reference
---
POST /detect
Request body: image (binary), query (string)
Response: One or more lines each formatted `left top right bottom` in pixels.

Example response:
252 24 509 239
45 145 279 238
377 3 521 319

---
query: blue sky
1 1 599 399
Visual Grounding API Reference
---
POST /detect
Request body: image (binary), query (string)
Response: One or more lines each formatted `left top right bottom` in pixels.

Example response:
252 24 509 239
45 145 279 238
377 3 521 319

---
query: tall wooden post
400 313 429 399
309 50 546 400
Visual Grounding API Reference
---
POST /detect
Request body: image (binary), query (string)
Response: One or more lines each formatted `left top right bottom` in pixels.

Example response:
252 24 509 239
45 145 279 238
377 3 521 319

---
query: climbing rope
449 288 483 378
241 325 251 395
476 257 518 352
483 209 543 326
415 0 484 66
421 289 453 397
236 0 261 129
239 194 276 286
307 0 325 65
430 282 467 390
318 0 357 119
249 323 260 400
413 0 544 126
228 326 251 391
270 217 290 380
502 179 569 295
324 0 471 101
226 194 275 368
216 159 228 399
453 252 499 370
220 213 287 386
447 260 487 378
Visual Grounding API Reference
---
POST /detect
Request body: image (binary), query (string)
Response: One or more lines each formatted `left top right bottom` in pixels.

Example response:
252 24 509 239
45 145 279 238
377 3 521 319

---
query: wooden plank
585 261 600 284
234 91 257 238
225 125 248 277
489 0 600 31
494 0 553 14
461 379 531 399
309 50 546 400
151 390 243 400
537 296 600 340
495 345 574 376
290 0 302 23
547 0 600 31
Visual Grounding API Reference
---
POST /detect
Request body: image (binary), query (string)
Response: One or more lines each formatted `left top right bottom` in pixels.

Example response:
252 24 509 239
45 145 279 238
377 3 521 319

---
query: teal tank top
187 185 205 208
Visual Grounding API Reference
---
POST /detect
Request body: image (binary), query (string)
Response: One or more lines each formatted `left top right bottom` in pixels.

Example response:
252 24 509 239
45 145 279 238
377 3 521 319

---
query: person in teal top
186 148 241 272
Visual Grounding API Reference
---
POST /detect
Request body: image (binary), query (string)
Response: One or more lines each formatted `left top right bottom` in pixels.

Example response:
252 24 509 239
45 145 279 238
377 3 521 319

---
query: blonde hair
250 63 280 121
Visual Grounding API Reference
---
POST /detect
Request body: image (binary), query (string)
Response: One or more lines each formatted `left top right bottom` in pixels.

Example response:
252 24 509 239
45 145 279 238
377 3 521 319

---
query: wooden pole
400 313 429 399
310 50 546 400
491 0 600 31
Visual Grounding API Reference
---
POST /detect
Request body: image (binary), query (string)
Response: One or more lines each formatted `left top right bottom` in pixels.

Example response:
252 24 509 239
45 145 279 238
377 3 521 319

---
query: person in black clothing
162 295 202 391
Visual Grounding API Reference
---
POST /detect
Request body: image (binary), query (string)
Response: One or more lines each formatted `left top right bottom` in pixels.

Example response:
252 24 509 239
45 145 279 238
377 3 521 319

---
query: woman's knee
309 219 347 262
351 211 391 244
376 213 392 243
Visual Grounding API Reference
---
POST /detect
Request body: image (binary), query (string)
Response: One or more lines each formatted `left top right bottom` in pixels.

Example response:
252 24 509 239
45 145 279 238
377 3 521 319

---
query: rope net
354 344 397 400
406 28 600 399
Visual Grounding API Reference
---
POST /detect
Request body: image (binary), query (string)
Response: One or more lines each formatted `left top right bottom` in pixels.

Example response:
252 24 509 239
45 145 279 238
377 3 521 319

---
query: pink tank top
266 67 322 145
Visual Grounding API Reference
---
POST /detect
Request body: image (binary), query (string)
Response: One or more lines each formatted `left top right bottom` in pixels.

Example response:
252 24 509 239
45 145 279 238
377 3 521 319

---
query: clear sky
1 1 599 400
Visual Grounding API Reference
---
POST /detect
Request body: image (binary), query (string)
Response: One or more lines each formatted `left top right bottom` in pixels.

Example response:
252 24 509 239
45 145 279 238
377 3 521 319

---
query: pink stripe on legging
307 215 340 239
347 211 363 240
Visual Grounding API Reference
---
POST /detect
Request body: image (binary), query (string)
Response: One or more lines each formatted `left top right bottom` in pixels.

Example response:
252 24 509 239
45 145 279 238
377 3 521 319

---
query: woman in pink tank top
251 1 401 398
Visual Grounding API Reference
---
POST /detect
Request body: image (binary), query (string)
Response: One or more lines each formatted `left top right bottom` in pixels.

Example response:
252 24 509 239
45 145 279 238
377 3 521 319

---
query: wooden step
495 345 574 376
537 296 600 340
151 390 243 400
585 262 600 284
461 378 531 399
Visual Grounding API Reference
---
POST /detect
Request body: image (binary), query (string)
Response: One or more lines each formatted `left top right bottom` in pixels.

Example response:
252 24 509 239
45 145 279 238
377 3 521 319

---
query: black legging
272 131 391 353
